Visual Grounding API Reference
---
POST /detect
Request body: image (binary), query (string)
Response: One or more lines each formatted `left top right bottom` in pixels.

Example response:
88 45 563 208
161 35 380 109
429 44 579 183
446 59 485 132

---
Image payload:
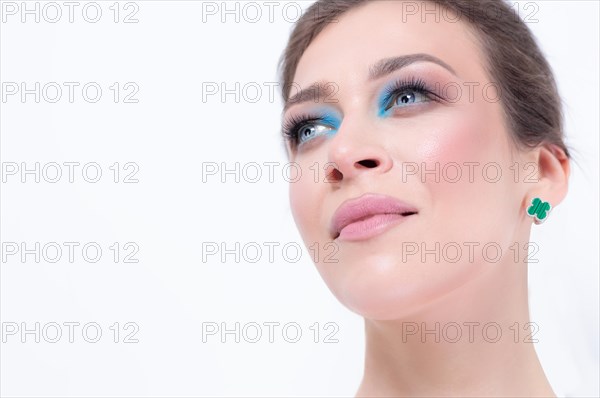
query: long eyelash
282 77 439 147
281 112 325 146
380 76 442 111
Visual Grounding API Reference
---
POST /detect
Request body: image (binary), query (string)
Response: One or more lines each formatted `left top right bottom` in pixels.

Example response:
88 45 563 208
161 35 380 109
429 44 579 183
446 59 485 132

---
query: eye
380 77 441 114
388 89 429 109
282 113 340 148
297 123 334 144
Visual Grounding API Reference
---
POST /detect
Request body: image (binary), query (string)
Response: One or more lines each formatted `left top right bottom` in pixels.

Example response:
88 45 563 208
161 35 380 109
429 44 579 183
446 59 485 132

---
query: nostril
357 159 379 168
326 168 343 182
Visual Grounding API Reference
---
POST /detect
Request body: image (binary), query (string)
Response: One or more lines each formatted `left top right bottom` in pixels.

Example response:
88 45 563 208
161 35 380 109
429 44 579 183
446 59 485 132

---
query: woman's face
285 1 532 320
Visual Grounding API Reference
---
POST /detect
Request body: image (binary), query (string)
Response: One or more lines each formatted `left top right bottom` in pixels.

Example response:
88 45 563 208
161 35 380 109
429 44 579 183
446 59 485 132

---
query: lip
330 193 418 241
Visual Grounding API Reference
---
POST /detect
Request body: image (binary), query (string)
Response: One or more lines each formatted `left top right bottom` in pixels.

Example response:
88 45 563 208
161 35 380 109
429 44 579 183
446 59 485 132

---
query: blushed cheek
417 102 500 167
417 119 484 166
410 109 504 214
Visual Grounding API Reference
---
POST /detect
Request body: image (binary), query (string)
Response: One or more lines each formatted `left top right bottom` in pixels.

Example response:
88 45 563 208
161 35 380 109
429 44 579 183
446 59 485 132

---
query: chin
315 253 487 321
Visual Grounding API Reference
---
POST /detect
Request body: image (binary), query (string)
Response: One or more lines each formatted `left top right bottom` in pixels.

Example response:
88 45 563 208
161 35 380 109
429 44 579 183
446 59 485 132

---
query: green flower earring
527 197 552 224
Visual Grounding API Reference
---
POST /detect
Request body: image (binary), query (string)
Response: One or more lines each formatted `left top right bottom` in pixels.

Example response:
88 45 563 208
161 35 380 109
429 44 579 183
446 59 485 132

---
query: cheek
415 102 509 200
289 179 309 233
288 164 322 243
413 103 517 236
417 106 495 164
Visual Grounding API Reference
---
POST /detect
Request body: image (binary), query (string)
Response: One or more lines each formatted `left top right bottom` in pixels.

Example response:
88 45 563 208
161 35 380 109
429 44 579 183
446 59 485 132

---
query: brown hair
277 0 571 158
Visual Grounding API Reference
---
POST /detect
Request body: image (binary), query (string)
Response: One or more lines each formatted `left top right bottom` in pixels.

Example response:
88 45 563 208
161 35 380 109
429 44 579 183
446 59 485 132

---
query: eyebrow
368 53 457 80
284 53 457 112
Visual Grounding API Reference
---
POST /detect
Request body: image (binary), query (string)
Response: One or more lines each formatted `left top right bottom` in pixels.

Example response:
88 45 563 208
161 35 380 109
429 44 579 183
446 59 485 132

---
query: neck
356 257 556 397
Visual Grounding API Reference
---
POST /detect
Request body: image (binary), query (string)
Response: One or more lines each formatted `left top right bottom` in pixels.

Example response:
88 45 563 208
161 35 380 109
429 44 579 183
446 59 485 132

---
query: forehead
293 1 488 89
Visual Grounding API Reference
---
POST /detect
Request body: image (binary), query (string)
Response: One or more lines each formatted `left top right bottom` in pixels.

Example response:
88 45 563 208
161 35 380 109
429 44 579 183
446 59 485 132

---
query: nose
325 118 393 183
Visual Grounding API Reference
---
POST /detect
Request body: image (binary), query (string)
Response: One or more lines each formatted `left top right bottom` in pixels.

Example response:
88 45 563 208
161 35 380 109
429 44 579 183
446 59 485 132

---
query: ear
526 143 570 209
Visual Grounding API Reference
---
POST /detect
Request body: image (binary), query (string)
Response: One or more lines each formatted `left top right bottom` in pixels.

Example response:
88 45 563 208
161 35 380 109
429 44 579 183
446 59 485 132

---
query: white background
0 1 598 397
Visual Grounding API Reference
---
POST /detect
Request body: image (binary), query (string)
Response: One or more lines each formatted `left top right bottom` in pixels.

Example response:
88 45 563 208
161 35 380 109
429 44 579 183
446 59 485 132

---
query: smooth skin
283 1 569 397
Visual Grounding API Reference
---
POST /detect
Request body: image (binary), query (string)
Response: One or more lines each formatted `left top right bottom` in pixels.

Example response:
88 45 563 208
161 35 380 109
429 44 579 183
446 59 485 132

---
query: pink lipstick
330 193 418 241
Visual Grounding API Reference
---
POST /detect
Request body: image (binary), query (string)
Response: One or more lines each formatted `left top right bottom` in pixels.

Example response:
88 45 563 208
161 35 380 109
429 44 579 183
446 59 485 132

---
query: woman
277 0 571 396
